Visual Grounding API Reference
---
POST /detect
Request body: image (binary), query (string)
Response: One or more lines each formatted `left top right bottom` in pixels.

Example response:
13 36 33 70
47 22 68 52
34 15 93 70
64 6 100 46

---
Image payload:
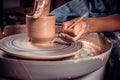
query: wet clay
26 0 56 46
26 14 56 46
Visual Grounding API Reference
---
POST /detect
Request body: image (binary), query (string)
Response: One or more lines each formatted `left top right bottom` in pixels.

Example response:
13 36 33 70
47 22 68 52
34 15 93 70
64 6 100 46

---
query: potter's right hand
59 18 89 42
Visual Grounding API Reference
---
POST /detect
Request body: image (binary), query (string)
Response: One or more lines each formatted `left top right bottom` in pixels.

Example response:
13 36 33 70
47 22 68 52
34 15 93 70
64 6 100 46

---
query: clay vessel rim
26 13 55 18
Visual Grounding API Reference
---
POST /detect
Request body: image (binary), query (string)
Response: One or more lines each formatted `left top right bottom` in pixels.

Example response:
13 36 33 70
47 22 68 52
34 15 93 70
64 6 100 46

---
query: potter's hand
33 0 49 18
59 19 89 42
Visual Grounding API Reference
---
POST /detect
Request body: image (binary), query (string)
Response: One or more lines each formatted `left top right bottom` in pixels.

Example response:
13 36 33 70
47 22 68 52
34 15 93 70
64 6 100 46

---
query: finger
33 6 43 18
63 29 76 37
59 33 76 42
74 23 85 40
62 23 82 37
62 21 74 32
72 23 82 36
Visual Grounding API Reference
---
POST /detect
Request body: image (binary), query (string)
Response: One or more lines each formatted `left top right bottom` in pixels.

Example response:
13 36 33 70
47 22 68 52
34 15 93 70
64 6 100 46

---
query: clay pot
26 13 56 46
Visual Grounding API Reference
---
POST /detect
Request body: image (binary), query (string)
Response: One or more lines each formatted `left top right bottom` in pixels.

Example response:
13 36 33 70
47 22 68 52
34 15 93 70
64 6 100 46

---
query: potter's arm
33 0 49 18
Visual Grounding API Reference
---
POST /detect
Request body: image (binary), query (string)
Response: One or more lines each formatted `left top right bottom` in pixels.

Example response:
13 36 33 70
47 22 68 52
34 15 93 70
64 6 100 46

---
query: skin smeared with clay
33 0 51 18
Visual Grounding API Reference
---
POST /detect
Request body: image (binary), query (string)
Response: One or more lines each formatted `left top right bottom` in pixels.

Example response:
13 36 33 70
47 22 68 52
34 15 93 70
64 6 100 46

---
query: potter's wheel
0 33 82 59
0 32 113 80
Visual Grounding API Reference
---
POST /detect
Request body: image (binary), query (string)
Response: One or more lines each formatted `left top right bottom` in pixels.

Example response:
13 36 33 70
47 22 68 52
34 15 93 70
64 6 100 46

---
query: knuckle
72 38 77 42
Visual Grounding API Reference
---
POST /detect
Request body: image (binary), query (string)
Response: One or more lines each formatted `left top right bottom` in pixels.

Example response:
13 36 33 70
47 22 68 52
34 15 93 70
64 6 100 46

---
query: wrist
82 18 91 34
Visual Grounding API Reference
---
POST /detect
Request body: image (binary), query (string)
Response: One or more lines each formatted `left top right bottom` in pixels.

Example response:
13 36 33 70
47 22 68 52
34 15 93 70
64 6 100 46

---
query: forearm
87 14 120 33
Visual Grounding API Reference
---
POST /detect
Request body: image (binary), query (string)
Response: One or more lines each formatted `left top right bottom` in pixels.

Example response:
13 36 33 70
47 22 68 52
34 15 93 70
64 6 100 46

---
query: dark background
0 0 71 31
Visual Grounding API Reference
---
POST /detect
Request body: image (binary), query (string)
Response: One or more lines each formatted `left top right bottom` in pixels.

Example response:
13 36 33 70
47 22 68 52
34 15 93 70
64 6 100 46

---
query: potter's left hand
33 0 49 18
59 18 89 42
